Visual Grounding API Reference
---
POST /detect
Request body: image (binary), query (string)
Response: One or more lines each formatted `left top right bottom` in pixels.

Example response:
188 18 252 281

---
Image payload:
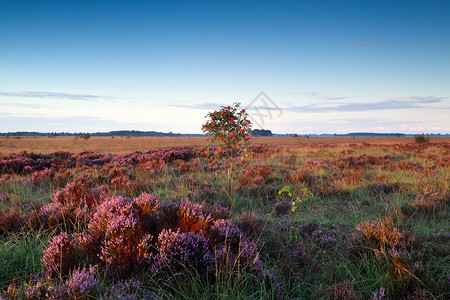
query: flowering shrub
177 198 212 233
63 266 99 299
209 218 262 276
237 209 260 235
208 219 243 248
88 195 151 274
37 193 263 284
151 228 214 276
31 168 57 185
110 175 144 194
36 182 106 230
295 220 350 252
41 232 77 275
134 192 160 215
214 240 262 277
23 280 50 299
201 103 253 192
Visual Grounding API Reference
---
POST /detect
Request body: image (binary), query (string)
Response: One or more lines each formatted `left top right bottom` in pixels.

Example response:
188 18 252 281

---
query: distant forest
0 130 447 137
0 130 186 137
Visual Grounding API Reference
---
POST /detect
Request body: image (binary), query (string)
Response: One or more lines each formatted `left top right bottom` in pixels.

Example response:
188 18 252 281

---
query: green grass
0 228 52 288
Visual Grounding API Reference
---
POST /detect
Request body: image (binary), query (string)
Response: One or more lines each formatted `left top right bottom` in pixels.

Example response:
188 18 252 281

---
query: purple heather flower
0 193 8 202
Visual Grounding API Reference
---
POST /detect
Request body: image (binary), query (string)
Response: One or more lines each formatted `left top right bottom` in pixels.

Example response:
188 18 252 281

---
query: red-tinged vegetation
37 194 262 281
0 140 448 298
356 216 404 252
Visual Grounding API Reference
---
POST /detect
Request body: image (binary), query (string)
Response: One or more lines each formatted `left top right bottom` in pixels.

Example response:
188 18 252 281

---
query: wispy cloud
169 102 228 110
322 96 349 100
352 41 380 48
168 96 447 114
290 96 447 113
0 102 46 109
293 92 319 97
0 91 102 100
293 92 351 100
399 96 446 103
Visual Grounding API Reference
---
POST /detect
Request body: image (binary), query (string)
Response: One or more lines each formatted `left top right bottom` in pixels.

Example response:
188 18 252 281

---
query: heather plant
87 195 152 274
41 232 77 276
177 197 212 233
36 182 106 231
36 193 264 287
201 102 253 197
31 168 57 186
151 228 214 277
63 266 99 299
295 220 348 251
237 208 261 236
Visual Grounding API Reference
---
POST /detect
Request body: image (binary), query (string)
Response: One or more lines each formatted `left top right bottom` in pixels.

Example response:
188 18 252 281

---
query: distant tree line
1 130 448 138
251 129 273 137
0 130 202 137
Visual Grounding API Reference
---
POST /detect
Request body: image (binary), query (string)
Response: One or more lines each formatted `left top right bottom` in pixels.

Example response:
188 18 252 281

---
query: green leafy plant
278 185 313 238
201 102 253 196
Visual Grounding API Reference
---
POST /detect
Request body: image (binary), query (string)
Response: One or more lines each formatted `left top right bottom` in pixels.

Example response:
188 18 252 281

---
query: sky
1 0 449 134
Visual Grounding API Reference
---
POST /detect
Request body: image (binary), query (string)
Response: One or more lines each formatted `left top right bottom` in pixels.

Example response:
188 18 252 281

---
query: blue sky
1 0 449 134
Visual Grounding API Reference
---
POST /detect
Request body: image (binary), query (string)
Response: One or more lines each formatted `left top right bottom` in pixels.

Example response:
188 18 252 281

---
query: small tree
80 133 91 140
414 133 429 144
201 102 253 195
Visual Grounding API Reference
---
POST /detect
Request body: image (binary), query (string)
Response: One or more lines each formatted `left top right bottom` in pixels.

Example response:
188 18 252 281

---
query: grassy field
1 135 450 154
0 140 448 299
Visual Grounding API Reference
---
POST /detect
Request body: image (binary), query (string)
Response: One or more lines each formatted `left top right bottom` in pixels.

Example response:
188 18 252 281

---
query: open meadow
0 138 449 299
2 135 450 154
